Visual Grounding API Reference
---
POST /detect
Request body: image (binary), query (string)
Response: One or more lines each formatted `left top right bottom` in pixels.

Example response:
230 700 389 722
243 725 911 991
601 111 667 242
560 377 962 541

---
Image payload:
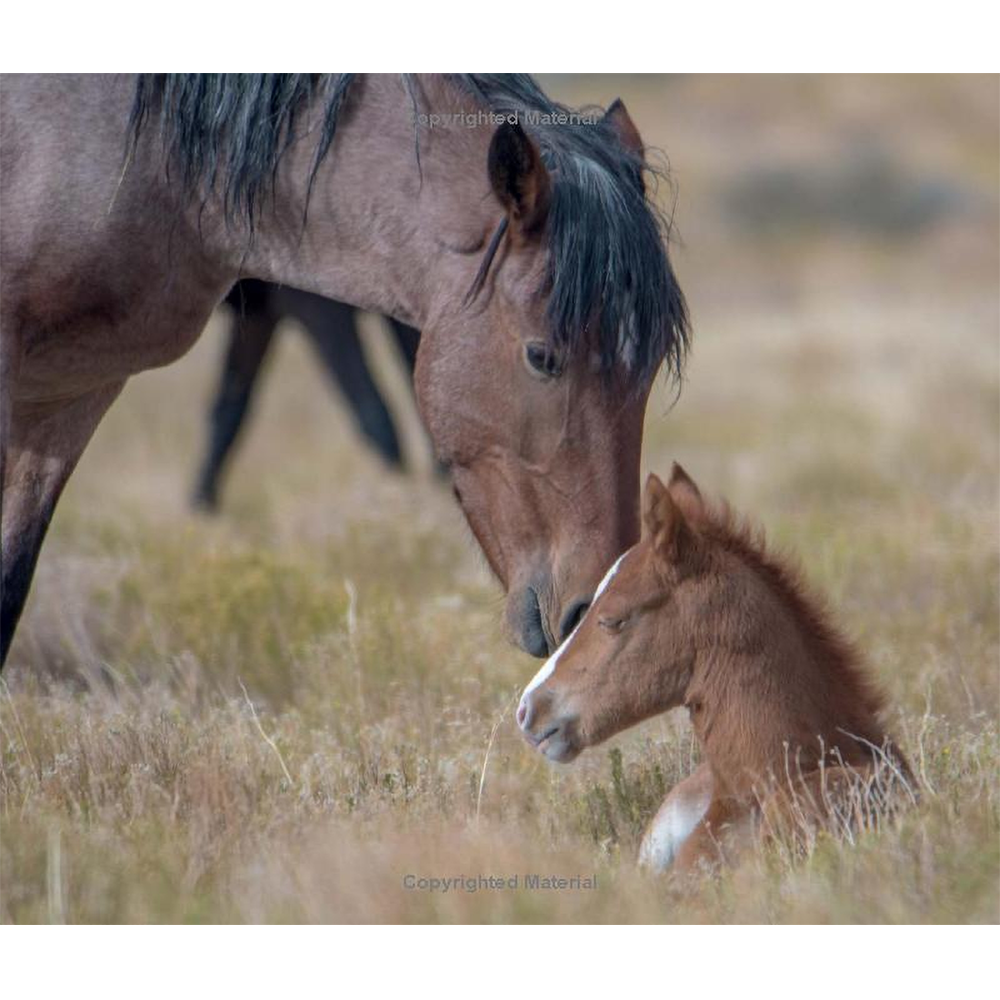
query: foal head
518 464 887 772
516 464 710 761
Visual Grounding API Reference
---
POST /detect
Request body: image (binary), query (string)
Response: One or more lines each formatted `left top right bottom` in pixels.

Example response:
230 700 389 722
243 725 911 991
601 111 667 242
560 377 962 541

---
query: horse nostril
516 587 550 658
559 600 589 643
516 702 527 727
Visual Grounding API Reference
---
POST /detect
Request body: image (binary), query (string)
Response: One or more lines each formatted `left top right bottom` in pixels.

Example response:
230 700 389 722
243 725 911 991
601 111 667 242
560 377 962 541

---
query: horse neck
684 550 885 799
239 75 500 329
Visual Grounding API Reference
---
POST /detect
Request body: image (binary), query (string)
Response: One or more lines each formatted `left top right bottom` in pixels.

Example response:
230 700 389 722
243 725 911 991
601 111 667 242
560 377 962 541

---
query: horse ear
667 462 706 524
642 472 689 565
488 121 551 235
603 98 645 160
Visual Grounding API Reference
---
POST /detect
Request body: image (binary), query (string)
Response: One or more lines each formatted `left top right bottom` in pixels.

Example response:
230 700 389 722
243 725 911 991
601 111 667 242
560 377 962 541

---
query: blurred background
3 75 997 923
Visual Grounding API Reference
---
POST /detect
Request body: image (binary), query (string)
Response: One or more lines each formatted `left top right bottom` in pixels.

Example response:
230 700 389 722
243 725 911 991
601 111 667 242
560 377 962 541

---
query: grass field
2 74 997 923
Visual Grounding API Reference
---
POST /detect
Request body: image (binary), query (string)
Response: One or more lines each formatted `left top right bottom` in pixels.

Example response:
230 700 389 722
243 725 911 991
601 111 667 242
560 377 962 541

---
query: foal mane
127 73 688 385
700 501 886 724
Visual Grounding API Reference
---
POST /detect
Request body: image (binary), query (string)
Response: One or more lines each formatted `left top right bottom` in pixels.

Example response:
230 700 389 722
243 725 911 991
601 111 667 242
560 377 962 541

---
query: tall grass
2 74 997 923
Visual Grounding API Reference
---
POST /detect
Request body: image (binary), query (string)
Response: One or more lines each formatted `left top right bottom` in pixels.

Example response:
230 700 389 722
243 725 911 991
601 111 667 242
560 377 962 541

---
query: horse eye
598 615 626 633
524 341 563 380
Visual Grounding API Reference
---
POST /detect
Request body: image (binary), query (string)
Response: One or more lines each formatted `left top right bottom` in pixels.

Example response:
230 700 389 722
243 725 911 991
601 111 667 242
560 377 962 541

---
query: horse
192 280 428 512
0 74 688 667
516 464 913 874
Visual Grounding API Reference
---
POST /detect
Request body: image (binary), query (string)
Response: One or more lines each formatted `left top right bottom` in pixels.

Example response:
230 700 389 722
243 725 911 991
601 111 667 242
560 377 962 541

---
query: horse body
2 78 219 393
1 73 687 665
518 465 911 874
2 76 235 664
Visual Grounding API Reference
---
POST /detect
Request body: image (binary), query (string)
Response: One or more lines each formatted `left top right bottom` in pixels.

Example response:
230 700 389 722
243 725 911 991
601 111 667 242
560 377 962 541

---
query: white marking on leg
639 781 713 872
521 549 631 700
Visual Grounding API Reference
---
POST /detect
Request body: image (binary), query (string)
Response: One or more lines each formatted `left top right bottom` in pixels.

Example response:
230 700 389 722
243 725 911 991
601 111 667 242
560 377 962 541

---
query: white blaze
520 548 631 701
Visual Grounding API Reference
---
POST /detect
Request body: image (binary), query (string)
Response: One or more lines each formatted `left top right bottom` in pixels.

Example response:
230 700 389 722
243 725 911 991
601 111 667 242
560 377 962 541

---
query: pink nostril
516 702 527 728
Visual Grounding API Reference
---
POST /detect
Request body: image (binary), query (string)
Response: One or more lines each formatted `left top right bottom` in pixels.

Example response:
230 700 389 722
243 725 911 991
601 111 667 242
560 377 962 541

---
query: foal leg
191 302 276 511
1 383 123 666
671 796 756 877
638 762 713 872
758 762 906 849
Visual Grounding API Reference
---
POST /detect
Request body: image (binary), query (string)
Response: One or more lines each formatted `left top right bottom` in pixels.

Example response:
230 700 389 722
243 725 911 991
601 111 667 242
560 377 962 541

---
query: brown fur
519 464 912 873
0 75 663 664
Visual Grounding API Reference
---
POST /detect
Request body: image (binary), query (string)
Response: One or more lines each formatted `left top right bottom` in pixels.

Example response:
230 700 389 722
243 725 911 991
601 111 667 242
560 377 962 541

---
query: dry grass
2 75 997 923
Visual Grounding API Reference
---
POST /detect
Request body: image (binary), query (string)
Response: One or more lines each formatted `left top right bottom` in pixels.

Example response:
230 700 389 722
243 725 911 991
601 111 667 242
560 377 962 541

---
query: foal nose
517 691 539 734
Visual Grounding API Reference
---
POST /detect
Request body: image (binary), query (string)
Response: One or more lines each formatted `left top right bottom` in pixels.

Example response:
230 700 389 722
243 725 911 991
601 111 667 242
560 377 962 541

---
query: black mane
129 73 688 382
451 75 687 383
128 74 355 227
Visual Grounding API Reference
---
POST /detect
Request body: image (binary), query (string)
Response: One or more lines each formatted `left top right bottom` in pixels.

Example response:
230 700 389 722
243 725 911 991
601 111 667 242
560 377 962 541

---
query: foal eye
524 341 563 380
598 615 627 634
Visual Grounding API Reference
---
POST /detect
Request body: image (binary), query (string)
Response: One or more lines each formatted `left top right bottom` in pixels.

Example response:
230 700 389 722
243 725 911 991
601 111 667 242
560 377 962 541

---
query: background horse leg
1 383 123 666
301 302 405 471
191 290 277 511
388 319 420 375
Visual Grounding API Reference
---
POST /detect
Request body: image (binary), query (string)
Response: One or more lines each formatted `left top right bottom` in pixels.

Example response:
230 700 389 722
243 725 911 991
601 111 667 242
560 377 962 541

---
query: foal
517 464 911 874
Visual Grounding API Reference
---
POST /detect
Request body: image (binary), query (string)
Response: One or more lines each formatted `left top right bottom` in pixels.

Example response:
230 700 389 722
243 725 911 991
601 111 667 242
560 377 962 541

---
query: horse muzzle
507 584 551 658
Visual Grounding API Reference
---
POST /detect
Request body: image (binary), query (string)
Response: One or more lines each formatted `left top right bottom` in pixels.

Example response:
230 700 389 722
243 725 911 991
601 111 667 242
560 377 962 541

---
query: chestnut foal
517 464 912 874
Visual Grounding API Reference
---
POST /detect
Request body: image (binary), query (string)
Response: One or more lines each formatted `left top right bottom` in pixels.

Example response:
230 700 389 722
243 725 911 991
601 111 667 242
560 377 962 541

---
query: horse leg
191 302 276 511
388 318 420 374
304 303 405 470
1 383 123 666
638 762 714 872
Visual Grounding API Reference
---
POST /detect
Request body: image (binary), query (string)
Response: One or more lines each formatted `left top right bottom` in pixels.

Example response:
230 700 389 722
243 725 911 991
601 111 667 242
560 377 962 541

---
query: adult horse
193 281 426 512
0 74 688 666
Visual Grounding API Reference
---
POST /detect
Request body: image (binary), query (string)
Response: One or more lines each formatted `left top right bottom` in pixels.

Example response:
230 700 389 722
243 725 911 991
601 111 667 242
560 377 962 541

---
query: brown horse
0 75 688 665
517 465 912 874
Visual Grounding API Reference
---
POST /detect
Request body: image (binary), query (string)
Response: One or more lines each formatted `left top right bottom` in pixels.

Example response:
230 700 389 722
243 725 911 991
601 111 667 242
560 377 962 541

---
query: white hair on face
521 549 631 700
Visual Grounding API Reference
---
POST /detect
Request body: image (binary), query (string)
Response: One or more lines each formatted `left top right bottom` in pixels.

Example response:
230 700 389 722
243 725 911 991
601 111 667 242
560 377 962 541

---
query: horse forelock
451 74 689 386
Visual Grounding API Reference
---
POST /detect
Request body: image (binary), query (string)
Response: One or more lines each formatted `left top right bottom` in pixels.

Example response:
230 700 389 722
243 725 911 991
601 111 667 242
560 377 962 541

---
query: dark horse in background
193 280 426 512
0 74 688 667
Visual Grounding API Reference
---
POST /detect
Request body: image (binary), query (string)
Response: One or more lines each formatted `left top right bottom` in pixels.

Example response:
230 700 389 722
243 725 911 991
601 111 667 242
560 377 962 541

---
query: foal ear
642 472 690 564
667 462 706 524
488 122 551 235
